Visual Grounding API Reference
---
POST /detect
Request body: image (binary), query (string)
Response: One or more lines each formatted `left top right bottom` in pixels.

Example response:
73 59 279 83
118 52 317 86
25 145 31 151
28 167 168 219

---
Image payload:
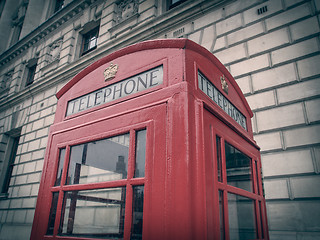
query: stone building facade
0 0 319 239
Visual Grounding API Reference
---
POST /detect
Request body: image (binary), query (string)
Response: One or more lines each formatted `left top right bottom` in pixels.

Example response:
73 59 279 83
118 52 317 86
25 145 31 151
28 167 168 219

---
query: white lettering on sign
198 71 247 131
66 65 163 116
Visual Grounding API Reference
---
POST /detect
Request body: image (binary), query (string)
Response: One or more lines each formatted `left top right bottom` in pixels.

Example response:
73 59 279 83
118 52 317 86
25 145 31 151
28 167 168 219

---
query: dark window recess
169 0 188 9
1 135 20 194
10 24 22 46
81 27 99 56
54 0 64 13
257 6 268 15
25 64 37 87
131 186 144 240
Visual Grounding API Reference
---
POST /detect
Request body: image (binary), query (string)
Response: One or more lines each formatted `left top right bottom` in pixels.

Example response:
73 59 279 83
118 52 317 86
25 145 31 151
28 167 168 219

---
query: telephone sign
66 65 163 116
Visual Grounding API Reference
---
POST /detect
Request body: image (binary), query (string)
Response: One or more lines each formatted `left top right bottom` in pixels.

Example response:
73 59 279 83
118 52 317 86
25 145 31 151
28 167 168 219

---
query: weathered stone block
256 103 305 132
243 0 282 25
261 149 314 177
235 76 251 95
271 38 319 65
291 175 320 198
215 43 247 65
254 131 282 152
188 30 201 44
193 8 222 30
247 28 290 56
277 78 320 104
246 90 275 110
290 16 320 41
263 179 289 199
216 13 242 36
284 125 320 148
251 63 297 91
297 55 320 79
305 98 320 123
227 22 264 46
230 54 269 77
265 3 311 30
201 25 214 51
212 36 226 51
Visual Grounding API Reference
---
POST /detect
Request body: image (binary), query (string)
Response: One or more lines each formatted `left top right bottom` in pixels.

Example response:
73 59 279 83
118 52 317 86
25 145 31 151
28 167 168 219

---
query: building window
0 131 20 195
25 59 38 87
54 0 64 13
80 26 99 56
168 0 188 9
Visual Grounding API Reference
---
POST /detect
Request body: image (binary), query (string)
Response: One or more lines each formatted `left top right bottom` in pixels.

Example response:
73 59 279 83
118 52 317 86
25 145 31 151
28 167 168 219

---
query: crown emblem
104 63 119 81
220 75 229 95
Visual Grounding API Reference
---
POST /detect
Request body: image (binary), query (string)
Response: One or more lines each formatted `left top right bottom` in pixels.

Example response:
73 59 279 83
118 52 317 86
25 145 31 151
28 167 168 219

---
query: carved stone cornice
0 0 98 68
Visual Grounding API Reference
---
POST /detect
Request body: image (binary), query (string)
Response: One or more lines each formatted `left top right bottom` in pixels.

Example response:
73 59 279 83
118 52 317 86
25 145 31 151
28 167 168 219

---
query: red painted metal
31 39 269 240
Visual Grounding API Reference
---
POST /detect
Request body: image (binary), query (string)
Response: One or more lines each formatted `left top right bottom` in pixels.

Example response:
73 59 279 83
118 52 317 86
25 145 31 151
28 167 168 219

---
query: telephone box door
31 104 167 240
203 109 268 240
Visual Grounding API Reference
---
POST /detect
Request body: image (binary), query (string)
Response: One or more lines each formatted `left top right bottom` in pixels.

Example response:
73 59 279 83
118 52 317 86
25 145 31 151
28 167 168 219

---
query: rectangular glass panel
259 201 264 239
131 186 144 240
55 148 66 186
59 188 126 239
227 193 257 240
46 192 59 235
67 133 129 185
225 142 252 192
134 130 146 178
216 136 222 182
254 161 260 195
219 190 224 240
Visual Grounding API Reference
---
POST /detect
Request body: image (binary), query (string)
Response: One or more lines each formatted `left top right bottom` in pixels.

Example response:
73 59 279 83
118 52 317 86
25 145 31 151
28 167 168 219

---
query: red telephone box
31 39 269 240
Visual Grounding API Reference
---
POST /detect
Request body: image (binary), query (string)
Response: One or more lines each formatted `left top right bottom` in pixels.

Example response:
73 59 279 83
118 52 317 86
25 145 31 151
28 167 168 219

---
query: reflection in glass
59 188 126 238
225 142 252 192
255 161 260 195
227 193 257 240
131 186 144 240
134 130 146 178
46 192 59 235
216 136 222 182
67 133 130 185
219 190 224 240
55 148 66 186
259 201 264 239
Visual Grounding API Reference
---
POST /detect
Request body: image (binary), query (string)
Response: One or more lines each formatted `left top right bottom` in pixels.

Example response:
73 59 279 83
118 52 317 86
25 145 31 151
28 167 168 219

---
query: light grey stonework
0 0 319 239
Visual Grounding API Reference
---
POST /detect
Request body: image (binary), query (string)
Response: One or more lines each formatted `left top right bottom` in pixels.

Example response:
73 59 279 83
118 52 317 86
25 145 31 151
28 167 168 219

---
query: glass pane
227 193 257 240
67 133 130 185
216 136 222 182
46 192 59 235
55 148 66 186
254 161 260 194
219 191 224 240
59 188 126 238
259 201 264 239
225 142 252 192
131 186 144 240
134 130 146 178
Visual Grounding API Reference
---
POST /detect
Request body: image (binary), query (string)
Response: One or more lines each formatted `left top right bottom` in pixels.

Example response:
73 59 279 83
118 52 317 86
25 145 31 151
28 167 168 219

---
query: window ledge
0 193 9 199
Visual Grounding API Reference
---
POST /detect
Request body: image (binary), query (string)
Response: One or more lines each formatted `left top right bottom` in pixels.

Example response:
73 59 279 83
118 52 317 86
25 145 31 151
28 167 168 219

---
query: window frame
204 109 267 240
168 0 188 10
54 0 64 13
80 26 100 56
0 130 21 196
45 122 151 239
24 58 38 87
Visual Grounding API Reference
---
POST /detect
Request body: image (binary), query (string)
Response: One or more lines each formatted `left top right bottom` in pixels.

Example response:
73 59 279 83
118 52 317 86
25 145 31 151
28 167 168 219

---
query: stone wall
0 0 319 239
